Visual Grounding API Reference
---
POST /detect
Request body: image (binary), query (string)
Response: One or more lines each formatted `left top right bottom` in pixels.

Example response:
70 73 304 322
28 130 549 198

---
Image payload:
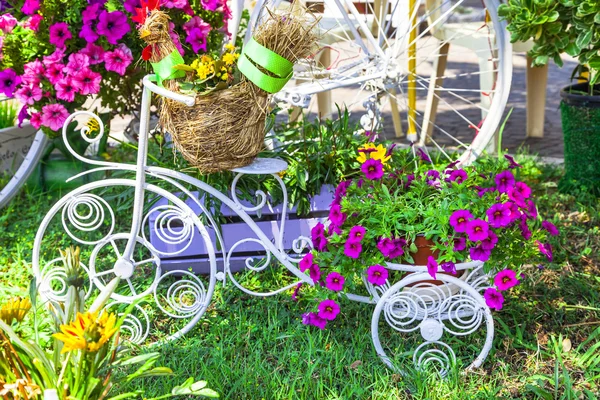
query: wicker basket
159 80 269 174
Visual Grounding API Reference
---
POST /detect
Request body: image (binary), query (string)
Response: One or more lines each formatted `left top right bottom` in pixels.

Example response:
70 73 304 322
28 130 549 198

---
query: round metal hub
114 258 135 279
420 318 444 342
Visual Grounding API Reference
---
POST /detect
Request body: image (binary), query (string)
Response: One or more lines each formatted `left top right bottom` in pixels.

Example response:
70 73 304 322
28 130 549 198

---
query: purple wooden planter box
147 185 335 273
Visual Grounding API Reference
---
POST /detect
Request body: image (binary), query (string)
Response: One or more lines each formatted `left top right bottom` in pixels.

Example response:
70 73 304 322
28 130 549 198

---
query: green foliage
0 99 18 129
498 0 600 84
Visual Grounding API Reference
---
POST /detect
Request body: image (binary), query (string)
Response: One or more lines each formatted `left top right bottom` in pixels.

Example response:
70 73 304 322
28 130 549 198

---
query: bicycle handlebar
142 75 196 107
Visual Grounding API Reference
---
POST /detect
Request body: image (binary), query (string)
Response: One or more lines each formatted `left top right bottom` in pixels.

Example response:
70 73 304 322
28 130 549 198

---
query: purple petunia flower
313 235 328 252
329 204 346 226
512 182 531 199
448 169 468 184
486 203 512 228
348 225 366 242
494 269 519 291
525 200 538 220
344 240 362 259
541 220 559 236
311 222 325 242
308 263 321 282
49 22 72 48
79 23 99 43
72 68 101 95
441 261 457 275
21 0 39 15
332 180 352 205
417 148 431 163
519 215 531 240
123 0 140 13
81 43 105 65
64 53 90 76
96 10 130 45
291 282 302 301
299 253 313 272
17 105 29 128
495 170 515 194
469 244 491 262
481 230 498 251
453 236 466 251
201 0 220 11
14 84 42 105
388 238 406 259
449 210 474 233
426 170 440 180
186 26 210 53
504 154 521 169
325 272 345 292
0 68 21 97
317 299 340 321
82 3 101 23
504 201 521 222
536 241 553 262
465 219 489 242
484 288 504 310
366 264 388 286
361 158 384 180
405 173 415 188
104 45 133 76
426 256 438 280
302 312 327 329
376 237 396 257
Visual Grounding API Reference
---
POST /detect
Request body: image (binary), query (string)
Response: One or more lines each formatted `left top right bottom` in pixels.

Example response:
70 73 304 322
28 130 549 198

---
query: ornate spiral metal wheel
32 179 217 342
371 272 493 376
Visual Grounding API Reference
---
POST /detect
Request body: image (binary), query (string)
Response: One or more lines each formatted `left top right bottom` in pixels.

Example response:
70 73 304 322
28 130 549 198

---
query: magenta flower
417 148 431 163
376 237 395 257
344 240 362 259
536 241 553 262
43 48 65 66
504 201 521 222
469 244 491 262
21 60 45 85
313 235 328 252
302 312 327 329
361 158 384 180
519 215 531 240
541 221 559 236
79 23 99 43
82 3 101 23
41 103 69 131
449 210 474 233
441 261 456 275
333 180 351 205
465 219 489 242
494 269 519 291
481 231 498 251
325 272 345 292
23 14 43 32
64 53 90 76
0 69 21 97
388 238 406 259
453 236 466 251
123 0 140 13
299 253 314 272
183 15 211 35
311 222 325 243
14 84 42 105
201 0 220 11
168 22 185 56
483 288 504 310
162 0 188 8
348 225 366 242
318 299 340 321
291 282 302 301
308 264 321 282
486 203 511 228
448 169 468 184
30 112 42 129
366 265 388 286
55 78 78 102
427 256 438 280
495 170 515 194
0 14 17 34
525 200 538 220
426 170 440 180
328 224 341 236
104 46 133 76
46 63 65 85
504 154 521 169
49 22 72 48
404 173 415 188
328 204 346 226
73 69 101 95
81 43 105 65
96 11 130 45
186 26 210 53
513 182 531 199
21 0 40 15
17 105 29 128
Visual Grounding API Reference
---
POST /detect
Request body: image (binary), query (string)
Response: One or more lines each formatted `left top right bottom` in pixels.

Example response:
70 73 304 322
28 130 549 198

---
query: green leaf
564 42 581 56
576 30 593 49
174 64 197 72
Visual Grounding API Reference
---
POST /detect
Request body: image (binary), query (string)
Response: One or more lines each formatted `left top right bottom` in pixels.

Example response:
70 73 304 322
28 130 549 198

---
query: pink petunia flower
302 312 327 329
186 26 209 54
14 84 42 105
49 22 72 48
104 46 133 76
291 282 302 301
313 234 328 252
361 158 384 180
536 241 553 262
388 238 406 259
308 263 321 282
377 237 395 258
481 230 498 251
0 68 21 97
41 103 69 131
426 256 438 280
469 245 491 262
21 60 45 85
45 63 65 85
55 78 78 102
328 204 346 226
81 43 105 65
0 14 18 34
96 10 131 45
162 0 188 8
525 200 538 220
29 112 42 129
448 169 468 184
518 215 531 240
201 0 220 11
494 269 519 291
541 220 559 236
366 264 388 286
417 148 431 163
494 170 515 194
317 299 340 321
504 154 521 169
465 219 489 242
168 22 185 56
299 253 314 272
348 225 366 242
21 0 40 15
72 68 101 95
82 3 101 23
64 53 90 76
441 261 457 275
483 288 504 310
311 222 325 243
325 272 345 292
344 240 362 259
449 210 474 233
486 203 511 228
22 14 43 32
453 236 467 251
43 48 66 66
504 201 521 222
79 23 99 43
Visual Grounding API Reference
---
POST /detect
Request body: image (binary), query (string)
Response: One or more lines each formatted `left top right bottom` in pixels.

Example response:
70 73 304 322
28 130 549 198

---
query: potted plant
294 144 559 329
0 98 37 178
498 0 600 193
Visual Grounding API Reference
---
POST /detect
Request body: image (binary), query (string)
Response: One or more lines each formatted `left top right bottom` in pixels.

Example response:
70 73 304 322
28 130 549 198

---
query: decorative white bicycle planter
32 74 494 376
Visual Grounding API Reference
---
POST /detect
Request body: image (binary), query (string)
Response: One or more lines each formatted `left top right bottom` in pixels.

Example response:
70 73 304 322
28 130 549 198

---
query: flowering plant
0 0 231 138
295 143 559 329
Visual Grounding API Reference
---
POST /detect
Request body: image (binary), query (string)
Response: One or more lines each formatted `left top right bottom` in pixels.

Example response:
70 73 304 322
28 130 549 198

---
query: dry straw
160 6 319 174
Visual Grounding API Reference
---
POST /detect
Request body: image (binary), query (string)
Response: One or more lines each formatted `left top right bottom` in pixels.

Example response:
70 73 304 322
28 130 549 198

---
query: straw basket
160 80 269 174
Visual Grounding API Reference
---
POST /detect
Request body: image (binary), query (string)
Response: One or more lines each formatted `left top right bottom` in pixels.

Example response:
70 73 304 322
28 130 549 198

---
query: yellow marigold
222 52 236 66
356 143 391 164
224 43 235 52
0 297 31 324
53 311 118 354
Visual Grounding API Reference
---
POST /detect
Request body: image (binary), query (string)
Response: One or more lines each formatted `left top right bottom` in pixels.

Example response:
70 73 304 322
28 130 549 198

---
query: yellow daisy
0 297 31 324
356 143 391 165
53 311 118 354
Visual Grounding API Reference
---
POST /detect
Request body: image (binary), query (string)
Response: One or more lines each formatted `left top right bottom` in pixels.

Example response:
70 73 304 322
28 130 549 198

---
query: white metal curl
107 301 150 344
230 173 268 213
38 258 93 302
142 205 195 257
383 291 427 333
438 295 484 335
154 270 208 319
61 193 115 245
413 341 456 377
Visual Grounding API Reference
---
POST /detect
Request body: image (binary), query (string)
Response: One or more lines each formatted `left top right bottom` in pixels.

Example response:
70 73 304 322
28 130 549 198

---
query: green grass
1 155 599 399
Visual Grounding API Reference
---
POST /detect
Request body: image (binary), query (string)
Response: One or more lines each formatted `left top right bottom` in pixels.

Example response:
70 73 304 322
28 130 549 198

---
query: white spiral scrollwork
143 205 195 257
413 341 456 377
38 258 93 302
383 291 428 332
61 193 115 245
154 270 208 319
107 302 150 344
285 236 313 263
227 238 272 272
438 295 484 335
230 174 268 213
464 265 492 294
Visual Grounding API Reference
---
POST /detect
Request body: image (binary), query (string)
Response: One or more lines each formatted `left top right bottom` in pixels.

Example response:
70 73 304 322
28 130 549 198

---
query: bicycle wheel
248 0 512 164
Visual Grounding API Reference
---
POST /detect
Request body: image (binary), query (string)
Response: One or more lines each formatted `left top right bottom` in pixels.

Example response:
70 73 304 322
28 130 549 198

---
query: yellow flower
196 63 212 80
85 118 100 137
0 297 31 324
222 52 236 66
224 43 235 52
221 73 228 81
200 55 213 64
53 311 118 354
356 143 391 164
190 59 200 70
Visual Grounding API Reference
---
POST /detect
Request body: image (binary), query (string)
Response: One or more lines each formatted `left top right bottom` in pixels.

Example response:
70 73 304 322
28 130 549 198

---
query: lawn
1 154 599 399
